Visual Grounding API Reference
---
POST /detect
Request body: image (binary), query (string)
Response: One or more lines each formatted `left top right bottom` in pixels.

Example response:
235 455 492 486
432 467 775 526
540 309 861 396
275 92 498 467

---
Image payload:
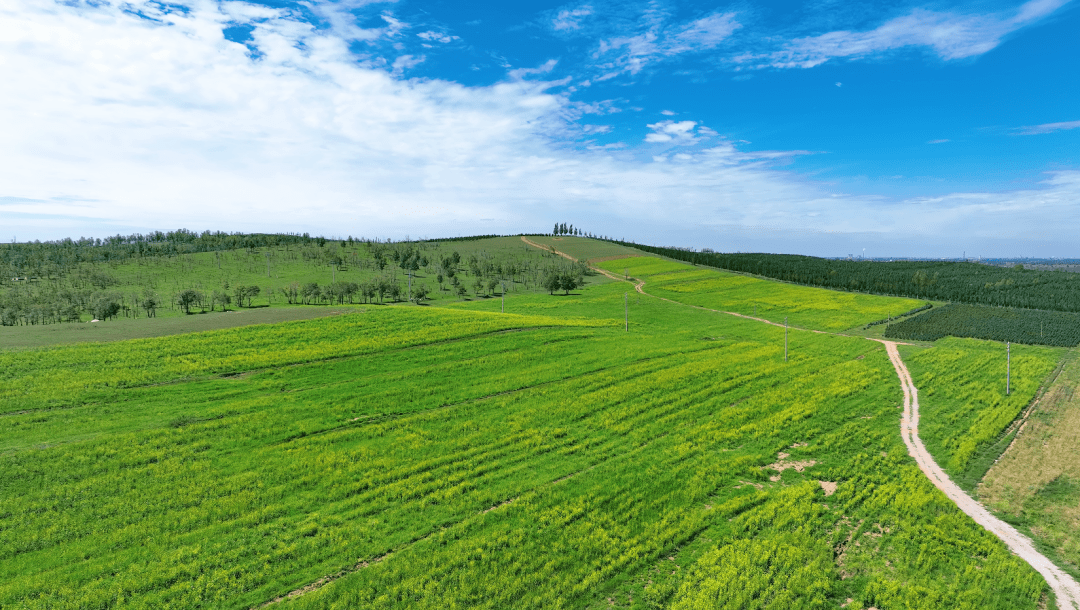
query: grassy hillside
0 267 1050 609
0 236 587 327
608 241 1080 312
594 256 925 332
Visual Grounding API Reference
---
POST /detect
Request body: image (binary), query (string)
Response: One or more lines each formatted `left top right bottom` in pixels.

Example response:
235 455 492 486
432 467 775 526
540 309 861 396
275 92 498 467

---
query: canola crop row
0 307 610 414
595 257 925 332
0 303 1049 609
899 338 1062 487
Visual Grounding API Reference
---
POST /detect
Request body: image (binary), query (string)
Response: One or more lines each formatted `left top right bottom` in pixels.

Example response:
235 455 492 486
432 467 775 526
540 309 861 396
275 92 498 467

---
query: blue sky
1 0 1077 256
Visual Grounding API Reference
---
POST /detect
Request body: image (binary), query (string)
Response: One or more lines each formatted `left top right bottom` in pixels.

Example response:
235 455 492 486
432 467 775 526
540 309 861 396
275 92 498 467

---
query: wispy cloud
594 10 741 77
928 139 950 144
391 54 425 75
553 5 593 31
1015 119 1080 135
507 59 561 81
417 30 459 44
738 0 1069 69
2 0 1079 255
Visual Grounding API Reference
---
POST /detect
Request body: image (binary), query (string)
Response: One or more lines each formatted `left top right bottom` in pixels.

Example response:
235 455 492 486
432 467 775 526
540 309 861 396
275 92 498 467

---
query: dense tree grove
884 304 1080 346
609 241 1080 313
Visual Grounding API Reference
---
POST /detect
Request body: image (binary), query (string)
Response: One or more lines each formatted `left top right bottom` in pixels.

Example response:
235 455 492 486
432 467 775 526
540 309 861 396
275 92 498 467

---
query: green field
0 257 1053 609
594 256 926 332
980 350 1080 580
0 306 365 351
519 235 643 261
898 339 1063 489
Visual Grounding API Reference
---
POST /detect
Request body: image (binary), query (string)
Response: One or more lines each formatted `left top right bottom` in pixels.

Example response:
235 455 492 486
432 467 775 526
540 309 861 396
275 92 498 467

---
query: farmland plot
594 257 925 332
0 279 1049 609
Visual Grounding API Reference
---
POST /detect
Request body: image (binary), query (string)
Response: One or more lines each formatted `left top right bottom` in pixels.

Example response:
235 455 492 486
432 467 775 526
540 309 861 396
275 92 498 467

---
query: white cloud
660 109 676 116
303 2 405 42
417 30 459 44
1 0 1079 255
645 120 698 143
553 6 593 31
928 139 950 144
580 124 613 135
595 11 741 76
740 0 1069 69
1015 119 1080 135
507 59 560 81
391 54 425 74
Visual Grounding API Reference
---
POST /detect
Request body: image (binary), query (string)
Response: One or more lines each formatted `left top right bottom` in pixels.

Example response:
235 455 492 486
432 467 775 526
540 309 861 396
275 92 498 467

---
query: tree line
607 241 1080 313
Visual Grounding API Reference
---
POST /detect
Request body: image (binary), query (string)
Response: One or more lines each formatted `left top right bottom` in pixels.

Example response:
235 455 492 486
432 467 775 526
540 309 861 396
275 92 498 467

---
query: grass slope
0 306 363 351
0 269 1049 609
595 256 926 332
980 350 1080 580
897 338 1063 490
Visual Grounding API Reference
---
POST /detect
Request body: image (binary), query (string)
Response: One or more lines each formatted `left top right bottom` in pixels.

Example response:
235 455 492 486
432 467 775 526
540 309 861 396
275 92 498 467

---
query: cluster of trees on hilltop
551 223 614 240
610 241 1080 313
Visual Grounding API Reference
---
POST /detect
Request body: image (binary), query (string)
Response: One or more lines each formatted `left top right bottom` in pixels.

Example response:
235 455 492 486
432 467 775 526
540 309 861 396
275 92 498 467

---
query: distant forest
611 241 1080 313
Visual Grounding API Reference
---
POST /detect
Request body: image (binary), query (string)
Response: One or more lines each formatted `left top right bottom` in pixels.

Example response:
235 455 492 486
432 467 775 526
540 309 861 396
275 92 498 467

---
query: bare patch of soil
766 452 817 482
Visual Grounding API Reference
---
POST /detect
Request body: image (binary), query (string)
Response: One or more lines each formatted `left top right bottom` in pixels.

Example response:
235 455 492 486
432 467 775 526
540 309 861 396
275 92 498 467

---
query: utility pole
408 271 412 303
331 264 336 283
1007 342 1011 395
265 251 270 277
501 281 506 313
785 317 789 362
625 292 628 332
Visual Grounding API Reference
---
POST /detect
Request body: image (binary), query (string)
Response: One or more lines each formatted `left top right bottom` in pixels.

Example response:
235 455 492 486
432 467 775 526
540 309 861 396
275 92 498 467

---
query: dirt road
881 340 1080 609
520 237 1080 608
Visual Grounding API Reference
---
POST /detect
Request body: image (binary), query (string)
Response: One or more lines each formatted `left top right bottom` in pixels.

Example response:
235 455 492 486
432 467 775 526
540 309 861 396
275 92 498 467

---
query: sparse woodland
0 232 589 325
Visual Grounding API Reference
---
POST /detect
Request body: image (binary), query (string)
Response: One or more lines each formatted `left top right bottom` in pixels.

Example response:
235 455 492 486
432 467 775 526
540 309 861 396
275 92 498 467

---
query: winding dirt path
522 236 1080 608
881 340 1080 610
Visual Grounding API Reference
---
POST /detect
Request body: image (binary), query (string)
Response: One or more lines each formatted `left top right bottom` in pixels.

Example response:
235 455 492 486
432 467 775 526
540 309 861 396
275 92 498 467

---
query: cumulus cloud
645 120 699 143
1015 119 1080 135
739 0 1069 69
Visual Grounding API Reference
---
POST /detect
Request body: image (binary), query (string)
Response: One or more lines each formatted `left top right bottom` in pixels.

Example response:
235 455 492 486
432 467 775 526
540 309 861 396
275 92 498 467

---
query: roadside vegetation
980 350 1080 580
0 252 1052 609
898 339 1063 489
